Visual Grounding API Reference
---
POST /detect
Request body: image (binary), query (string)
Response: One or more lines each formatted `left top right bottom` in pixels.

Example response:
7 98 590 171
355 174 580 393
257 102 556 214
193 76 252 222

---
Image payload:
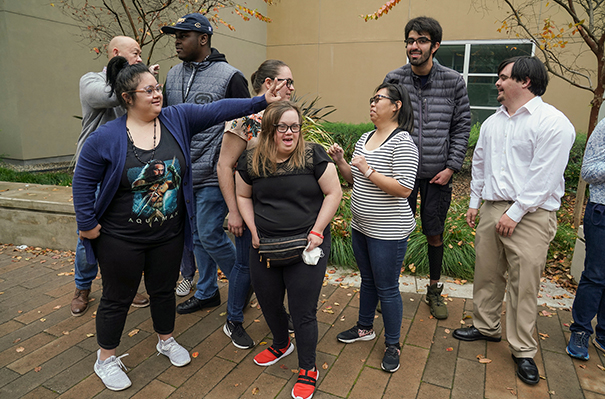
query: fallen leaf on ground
13 338 21 343
540 310 553 317
220 311 227 317
86 333 95 338
252 387 259 395
322 362 329 370
579 364 586 369
340 316 345 322
597 364 605 371
53 305 61 310
192 352 199 358
540 375 546 380
334 302 340 306
446 347 453 352
16 347 25 353
34 366 42 372
39 318 46 322
444 329 450 334
291 369 298 373
254 319 261 323
128 329 139 337
479 358 492 364
410 298 414 301
539 333 550 340
259 342 267 345
62 331 69 335
460 320 466 325
280 364 288 369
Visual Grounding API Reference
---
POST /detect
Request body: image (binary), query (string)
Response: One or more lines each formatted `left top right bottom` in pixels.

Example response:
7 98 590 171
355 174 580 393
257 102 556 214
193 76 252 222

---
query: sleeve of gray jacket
446 75 471 172
79 72 120 109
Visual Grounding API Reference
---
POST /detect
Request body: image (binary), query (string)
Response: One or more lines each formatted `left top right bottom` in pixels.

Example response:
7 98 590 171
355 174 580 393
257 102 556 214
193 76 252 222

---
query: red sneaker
292 368 318 399
253 340 294 366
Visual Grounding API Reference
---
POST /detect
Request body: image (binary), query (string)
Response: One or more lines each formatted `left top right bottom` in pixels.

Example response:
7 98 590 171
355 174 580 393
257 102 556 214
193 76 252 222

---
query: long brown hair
251 101 305 176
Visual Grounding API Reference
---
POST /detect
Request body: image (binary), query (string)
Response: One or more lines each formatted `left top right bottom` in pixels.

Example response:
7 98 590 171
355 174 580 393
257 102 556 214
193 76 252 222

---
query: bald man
70 36 158 317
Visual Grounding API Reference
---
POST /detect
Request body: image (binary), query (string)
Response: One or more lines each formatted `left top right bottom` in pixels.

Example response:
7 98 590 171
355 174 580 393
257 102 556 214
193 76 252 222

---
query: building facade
0 0 599 164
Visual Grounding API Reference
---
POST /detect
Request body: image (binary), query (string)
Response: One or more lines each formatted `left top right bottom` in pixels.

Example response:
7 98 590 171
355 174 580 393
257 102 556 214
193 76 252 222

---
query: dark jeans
353 229 408 345
249 231 330 370
228 226 252 323
93 233 183 349
571 201 605 340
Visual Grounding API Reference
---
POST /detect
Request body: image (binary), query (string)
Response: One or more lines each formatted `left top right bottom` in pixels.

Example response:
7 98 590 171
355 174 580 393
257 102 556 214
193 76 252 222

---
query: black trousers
93 233 183 349
250 232 330 370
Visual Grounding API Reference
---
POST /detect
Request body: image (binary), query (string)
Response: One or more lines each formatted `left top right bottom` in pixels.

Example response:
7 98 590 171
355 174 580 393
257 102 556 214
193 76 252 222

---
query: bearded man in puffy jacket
384 16 470 320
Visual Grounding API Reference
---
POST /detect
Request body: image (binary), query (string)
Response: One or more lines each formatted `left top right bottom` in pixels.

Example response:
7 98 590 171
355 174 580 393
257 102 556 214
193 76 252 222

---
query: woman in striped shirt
328 83 418 373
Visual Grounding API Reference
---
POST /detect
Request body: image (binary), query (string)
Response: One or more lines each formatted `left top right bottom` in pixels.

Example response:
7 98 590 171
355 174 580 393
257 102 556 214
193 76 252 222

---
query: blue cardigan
73 96 267 263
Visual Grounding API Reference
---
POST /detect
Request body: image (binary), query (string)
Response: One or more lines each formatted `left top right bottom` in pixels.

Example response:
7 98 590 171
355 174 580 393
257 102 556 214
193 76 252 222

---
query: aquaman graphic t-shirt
100 123 187 243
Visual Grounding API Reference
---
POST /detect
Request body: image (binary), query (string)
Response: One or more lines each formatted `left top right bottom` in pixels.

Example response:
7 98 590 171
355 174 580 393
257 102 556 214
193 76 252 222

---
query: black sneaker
223 320 254 349
381 343 401 372
337 324 376 343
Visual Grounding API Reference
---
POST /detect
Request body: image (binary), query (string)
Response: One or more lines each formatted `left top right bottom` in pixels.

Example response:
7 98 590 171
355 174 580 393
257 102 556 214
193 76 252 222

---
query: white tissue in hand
302 243 324 265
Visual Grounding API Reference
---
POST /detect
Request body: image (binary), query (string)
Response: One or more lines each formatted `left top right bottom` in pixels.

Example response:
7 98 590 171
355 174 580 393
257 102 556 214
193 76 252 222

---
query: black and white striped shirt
351 129 418 240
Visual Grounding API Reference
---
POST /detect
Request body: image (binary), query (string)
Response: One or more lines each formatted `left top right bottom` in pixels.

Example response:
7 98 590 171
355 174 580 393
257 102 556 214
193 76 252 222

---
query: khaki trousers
472 201 557 357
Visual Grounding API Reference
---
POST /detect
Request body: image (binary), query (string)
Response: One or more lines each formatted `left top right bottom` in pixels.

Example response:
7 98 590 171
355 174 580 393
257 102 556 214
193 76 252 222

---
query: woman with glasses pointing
328 83 418 373
72 56 285 392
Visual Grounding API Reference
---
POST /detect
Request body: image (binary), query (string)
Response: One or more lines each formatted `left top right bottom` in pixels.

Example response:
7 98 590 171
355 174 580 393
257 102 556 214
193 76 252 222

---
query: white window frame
439 39 535 115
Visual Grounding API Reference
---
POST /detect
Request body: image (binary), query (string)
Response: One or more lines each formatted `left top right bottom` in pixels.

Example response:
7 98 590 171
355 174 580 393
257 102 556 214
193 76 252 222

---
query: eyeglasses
273 123 301 133
369 94 393 105
405 37 433 46
128 84 163 96
276 78 294 89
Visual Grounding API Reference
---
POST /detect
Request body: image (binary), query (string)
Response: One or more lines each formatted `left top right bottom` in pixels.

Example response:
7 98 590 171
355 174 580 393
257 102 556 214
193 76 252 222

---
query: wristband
309 230 324 239
364 167 374 178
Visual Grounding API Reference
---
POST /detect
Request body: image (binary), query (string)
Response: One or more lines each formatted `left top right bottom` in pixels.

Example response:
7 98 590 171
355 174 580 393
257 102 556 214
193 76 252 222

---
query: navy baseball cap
161 13 213 35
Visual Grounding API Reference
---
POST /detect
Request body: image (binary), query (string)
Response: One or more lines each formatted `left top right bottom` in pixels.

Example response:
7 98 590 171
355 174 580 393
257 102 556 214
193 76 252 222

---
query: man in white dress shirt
452 56 575 385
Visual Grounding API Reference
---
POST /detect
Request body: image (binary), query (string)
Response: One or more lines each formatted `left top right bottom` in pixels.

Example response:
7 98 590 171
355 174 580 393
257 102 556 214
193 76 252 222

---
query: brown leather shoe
71 288 90 317
131 293 150 308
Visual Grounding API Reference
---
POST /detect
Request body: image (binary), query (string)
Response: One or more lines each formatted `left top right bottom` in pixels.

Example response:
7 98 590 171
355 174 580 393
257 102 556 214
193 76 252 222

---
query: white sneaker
156 337 191 367
176 278 193 297
94 350 131 391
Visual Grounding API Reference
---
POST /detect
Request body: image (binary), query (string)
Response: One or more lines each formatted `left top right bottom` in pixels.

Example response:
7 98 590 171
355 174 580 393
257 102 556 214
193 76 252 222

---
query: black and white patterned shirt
350 129 419 240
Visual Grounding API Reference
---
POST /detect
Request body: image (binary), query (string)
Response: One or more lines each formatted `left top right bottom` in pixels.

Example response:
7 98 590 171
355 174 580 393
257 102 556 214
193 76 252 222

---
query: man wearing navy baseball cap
161 14 252 342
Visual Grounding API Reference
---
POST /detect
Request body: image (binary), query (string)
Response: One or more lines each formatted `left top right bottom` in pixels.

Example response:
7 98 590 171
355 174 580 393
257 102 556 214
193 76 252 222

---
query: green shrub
0 166 72 186
321 121 375 161
565 132 587 194
329 191 356 267
549 219 576 260
403 197 476 281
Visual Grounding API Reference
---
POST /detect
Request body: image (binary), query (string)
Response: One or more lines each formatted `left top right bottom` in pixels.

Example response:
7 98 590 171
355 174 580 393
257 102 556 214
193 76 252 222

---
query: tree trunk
572 86 604 227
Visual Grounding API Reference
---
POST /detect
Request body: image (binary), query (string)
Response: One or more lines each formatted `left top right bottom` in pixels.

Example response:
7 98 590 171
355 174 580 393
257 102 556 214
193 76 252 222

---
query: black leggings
93 233 183 349
250 232 329 370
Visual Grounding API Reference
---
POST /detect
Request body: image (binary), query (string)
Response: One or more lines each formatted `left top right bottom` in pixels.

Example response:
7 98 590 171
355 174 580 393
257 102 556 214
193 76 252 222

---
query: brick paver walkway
1 243 604 398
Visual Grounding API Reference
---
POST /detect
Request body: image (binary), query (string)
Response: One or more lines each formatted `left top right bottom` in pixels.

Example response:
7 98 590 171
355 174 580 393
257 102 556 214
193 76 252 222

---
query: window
435 41 534 125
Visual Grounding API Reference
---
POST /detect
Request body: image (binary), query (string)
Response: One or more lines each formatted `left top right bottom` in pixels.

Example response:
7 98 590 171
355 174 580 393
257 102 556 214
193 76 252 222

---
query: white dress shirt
469 96 576 222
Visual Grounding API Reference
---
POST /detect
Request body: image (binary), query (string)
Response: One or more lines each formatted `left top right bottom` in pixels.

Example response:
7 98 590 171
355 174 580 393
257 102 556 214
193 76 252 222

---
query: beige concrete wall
0 0 268 164
266 0 594 133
